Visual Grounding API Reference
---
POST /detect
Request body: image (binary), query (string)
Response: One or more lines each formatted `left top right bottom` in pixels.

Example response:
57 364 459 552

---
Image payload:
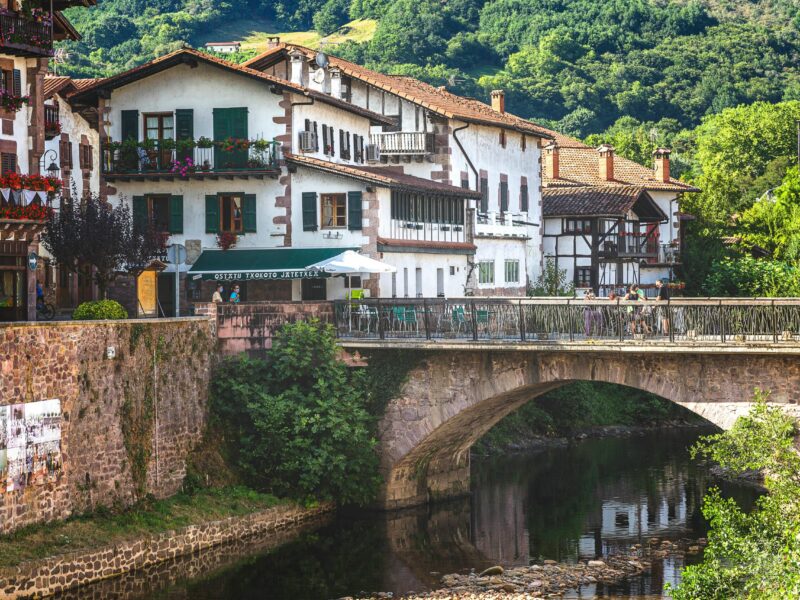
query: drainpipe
452 123 479 295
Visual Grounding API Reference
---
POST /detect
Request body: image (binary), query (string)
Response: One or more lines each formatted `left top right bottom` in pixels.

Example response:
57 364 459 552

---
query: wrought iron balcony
370 131 434 156
0 10 53 57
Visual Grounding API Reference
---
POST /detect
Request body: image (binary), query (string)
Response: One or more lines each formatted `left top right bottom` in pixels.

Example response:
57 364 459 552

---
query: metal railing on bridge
333 298 800 343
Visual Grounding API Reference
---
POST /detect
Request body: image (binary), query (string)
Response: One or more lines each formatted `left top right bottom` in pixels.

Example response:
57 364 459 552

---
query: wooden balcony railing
370 131 434 155
0 11 53 56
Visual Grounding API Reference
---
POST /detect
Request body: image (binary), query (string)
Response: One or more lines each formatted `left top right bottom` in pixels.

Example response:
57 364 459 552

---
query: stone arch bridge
337 298 800 509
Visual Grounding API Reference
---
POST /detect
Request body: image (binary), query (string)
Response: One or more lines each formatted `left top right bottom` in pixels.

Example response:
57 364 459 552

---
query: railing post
519 300 526 342
471 300 478 341
618 299 624 342
668 299 674 343
568 299 574 342
377 298 385 340
423 298 431 340
720 301 725 343
772 299 778 343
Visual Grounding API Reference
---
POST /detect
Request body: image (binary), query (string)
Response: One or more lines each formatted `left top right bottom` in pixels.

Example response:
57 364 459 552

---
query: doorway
301 278 327 300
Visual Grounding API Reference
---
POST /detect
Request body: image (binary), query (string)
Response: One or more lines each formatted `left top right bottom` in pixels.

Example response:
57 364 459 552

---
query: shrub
73 299 128 321
210 320 381 506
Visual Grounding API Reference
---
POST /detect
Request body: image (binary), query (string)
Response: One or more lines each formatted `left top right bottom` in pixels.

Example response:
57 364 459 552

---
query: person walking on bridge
655 279 670 335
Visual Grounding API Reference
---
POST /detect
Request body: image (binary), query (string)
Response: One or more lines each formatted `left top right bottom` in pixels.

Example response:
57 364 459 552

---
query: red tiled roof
43 76 73 99
284 153 482 198
244 44 554 138
71 78 102 91
542 186 667 221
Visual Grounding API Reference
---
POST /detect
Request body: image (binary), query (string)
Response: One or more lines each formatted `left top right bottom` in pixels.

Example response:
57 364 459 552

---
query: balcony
102 139 280 181
0 10 53 57
599 233 659 259
641 243 682 267
370 131 434 157
475 211 529 239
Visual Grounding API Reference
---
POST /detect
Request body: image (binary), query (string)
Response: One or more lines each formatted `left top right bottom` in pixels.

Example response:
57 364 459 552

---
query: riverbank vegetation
668 394 800 598
210 320 381 506
0 487 283 568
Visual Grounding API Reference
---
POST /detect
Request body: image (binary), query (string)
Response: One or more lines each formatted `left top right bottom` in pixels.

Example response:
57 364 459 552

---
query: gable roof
285 153 482 199
68 48 395 126
543 186 667 221
243 43 554 139
43 76 74 100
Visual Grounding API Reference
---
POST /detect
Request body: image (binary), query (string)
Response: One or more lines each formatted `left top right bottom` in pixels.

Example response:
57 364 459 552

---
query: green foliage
72 299 128 321
701 256 800 297
529 256 574 296
210 320 381 506
668 394 800 599
738 167 800 262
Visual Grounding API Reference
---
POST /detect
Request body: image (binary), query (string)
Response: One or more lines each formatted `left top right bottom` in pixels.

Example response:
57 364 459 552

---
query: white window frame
504 259 520 284
478 260 495 285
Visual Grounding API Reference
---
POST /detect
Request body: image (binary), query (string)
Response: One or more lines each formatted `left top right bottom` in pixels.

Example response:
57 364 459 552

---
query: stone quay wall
0 501 334 599
0 318 215 534
197 301 334 356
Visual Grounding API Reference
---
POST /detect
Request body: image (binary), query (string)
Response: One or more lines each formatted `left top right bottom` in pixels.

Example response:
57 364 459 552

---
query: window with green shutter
347 191 363 231
302 192 318 231
175 109 193 161
521 184 529 212
12 69 21 97
205 195 219 233
133 196 147 231
213 107 248 169
480 177 489 213
121 110 139 142
169 195 183 234
500 180 509 213
243 194 257 232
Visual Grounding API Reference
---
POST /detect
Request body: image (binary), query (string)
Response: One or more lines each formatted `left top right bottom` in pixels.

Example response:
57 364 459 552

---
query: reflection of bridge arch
363 348 800 509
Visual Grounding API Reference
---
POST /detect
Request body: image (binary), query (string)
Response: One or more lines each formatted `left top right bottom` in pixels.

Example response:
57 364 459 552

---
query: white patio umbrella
305 250 397 274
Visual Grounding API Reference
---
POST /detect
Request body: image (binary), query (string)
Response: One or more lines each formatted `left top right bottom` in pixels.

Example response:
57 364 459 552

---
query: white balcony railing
370 131 434 155
475 211 529 238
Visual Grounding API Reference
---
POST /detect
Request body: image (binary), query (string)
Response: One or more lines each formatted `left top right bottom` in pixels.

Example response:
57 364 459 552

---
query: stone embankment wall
0 502 334 599
0 318 214 533
197 301 334 356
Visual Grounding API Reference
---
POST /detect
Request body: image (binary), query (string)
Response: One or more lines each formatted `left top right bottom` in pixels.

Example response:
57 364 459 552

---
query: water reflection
131 428 757 600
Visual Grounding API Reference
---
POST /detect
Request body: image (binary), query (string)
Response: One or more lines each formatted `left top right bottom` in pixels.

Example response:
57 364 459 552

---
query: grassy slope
0 487 284 568
237 18 377 51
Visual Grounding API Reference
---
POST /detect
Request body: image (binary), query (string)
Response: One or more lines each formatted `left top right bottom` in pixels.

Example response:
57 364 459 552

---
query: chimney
597 143 615 181
289 50 304 86
653 147 671 183
329 67 342 99
490 90 505 114
543 141 559 179
267 36 281 49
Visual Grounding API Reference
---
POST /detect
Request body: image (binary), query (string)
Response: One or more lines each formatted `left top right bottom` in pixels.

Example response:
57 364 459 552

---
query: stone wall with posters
0 317 214 533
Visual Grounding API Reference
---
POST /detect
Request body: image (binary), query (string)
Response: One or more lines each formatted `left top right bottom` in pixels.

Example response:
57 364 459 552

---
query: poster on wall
0 400 62 493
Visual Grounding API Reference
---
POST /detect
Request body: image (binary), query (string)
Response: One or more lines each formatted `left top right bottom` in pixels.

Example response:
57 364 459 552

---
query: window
0 68 20 97
220 194 243 233
340 130 351 160
565 219 592 234
340 75 352 102
499 130 506 148
480 177 489 213
499 180 508 213
79 144 93 170
0 152 16 175
390 191 465 226
144 113 174 167
147 195 170 232
576 267 592 287
504 260 520 283
321 193 346 228
344 275 362 288
478 261 495 285
522 135 526 151
521 184 529 212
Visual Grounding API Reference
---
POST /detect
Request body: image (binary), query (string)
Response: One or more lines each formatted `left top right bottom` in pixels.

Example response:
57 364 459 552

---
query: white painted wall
44 94 100 199
377 253 470 298
292 99 372 162
0 56 35 173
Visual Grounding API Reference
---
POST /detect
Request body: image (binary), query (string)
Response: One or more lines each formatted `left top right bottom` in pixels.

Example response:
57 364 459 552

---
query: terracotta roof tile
43 76 72 99
284 152 482 198
543 186 666 219
245 44 553 138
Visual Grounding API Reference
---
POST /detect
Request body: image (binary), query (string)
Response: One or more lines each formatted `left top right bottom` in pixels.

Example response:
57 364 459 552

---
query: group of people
584 279 670 337
211 284 241 304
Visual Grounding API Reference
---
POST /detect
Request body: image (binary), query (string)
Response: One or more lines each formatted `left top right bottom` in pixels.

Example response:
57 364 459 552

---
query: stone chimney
653 147 671 182
490 90 505 114
543 141 559 179
597 143 615 181
289 50 305 86
267 36 281 49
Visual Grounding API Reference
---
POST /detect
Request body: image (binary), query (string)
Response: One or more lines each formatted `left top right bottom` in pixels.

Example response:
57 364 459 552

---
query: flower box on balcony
0 90 28 112
0 203 52 221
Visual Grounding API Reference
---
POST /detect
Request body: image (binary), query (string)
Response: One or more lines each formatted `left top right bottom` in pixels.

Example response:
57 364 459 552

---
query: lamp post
40 149 60 178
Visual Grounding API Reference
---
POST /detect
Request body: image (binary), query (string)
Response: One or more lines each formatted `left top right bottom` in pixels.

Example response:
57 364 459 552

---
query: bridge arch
376 349 800 509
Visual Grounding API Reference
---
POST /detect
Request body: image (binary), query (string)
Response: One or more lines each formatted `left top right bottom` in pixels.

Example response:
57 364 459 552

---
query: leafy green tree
701 256 800 297
528 256 574 296
313 0 350 35
210 321 381 506
668 395 800 599
369 0 449 65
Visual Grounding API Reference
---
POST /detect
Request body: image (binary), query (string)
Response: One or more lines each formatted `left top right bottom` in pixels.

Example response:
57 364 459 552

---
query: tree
210 320 381 506
529 256 574 296
668 394 800 599
42 193 165 297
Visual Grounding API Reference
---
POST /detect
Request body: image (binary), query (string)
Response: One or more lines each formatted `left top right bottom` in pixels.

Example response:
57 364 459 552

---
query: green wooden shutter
302 192 318 232
175 109 193 161
500 181 509 212
480 178 489 213
347 191 363 230
133 196 147 231
205 195 219 233
521 184 529 212
121 110 138 141
169 195 183 234
243 194 257 232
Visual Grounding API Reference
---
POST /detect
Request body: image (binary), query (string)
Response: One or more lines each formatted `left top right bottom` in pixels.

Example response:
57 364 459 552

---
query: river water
136 428 758 600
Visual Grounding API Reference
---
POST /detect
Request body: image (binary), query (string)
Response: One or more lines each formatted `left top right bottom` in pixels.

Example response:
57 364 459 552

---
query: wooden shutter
12 69 21 97
213 107 248 167
521 184 529 212
347 191 363 230
169 195 183 234
322 125 328 154
480 177 489 213
88 145 94 170
500 181 508 212
175 109 193 161
313 121 319 151
243 194 257 232
302 192 318 231
205 195 219 233
330 125 334 154
121 110 138 141
1 152 16 174
132 196 147 231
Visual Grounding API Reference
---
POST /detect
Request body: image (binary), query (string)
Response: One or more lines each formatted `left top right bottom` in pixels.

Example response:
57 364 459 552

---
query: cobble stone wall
0 318 214 533
0 502 334 599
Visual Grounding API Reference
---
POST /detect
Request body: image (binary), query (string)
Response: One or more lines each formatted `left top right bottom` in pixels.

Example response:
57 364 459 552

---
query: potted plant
197 136 214 149
216 231 238 250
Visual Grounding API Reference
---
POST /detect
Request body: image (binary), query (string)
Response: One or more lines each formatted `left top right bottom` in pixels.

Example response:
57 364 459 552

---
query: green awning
188 247 358 281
